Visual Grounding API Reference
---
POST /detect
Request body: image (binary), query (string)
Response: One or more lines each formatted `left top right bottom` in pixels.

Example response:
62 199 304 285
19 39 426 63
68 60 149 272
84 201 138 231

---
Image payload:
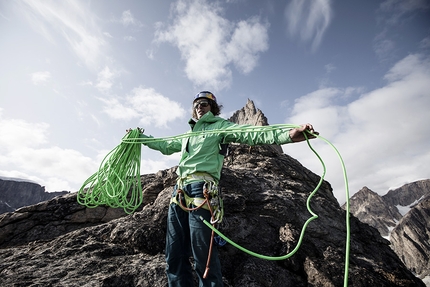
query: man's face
194 99 211 119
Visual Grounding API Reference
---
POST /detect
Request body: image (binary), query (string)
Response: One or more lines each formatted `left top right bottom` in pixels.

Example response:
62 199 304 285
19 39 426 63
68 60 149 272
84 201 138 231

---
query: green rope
121 124 300 145
202 132 322 260
317 134 351 287
199 132 350 286
77 125 351 286
77 128 143 214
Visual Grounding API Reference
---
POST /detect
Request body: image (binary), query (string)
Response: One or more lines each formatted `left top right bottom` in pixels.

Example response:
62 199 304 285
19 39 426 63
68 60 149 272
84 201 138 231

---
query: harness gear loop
171 173 224 223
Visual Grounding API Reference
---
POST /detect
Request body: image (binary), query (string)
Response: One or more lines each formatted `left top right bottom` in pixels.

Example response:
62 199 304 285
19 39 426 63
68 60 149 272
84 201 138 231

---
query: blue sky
0 0 429 204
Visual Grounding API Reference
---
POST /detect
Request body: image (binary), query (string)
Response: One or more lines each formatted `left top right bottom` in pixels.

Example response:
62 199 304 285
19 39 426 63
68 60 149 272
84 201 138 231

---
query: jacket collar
188 112 223 129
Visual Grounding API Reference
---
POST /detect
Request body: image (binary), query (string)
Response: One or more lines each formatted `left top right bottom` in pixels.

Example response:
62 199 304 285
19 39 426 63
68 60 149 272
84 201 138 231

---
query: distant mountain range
344 179 430 284
0 177 69 214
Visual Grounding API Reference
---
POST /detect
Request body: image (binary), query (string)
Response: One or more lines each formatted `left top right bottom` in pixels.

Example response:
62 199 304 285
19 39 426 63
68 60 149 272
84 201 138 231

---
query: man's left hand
289 123 319 142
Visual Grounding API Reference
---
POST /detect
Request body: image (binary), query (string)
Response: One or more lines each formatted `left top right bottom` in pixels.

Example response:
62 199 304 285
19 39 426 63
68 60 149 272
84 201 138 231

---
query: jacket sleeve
220 121 293 146
139 133 182 155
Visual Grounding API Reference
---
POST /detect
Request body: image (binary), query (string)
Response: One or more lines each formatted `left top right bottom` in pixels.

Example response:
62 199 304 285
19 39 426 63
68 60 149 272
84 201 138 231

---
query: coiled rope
77 128 143 214
77 125 350 286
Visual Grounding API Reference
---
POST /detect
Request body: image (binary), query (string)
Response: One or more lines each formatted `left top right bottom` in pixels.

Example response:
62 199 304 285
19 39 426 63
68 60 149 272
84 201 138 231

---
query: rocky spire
228 99 269 126
228 99 284 154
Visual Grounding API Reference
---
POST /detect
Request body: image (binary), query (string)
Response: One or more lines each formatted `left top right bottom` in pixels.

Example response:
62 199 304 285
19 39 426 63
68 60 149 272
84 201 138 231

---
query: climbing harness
173 173 224 223
77 124 351 287
172 172 224 278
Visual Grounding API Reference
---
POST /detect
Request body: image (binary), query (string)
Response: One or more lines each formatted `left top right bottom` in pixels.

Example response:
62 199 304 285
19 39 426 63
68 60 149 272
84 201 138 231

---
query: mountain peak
228 99 283 154
228 99 269 126
347 179 430 282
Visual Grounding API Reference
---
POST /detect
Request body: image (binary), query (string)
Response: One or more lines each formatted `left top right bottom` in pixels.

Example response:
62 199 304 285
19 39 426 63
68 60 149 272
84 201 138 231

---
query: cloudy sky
0 0 429 204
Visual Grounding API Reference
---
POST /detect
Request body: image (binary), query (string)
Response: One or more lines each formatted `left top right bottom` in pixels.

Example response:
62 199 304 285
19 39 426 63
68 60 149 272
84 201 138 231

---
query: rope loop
77 128 144 214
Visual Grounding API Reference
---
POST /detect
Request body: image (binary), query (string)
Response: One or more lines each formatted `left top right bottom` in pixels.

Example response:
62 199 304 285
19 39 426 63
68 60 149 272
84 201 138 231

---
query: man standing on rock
136 91 318 287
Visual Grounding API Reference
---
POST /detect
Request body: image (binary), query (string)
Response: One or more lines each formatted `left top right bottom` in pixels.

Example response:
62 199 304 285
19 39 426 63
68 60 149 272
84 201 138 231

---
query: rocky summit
0 100 425 287
346 179 430 284
391 195 430 283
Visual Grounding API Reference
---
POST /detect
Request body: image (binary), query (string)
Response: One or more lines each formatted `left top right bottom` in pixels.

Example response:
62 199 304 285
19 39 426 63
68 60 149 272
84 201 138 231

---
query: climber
133 91 318 287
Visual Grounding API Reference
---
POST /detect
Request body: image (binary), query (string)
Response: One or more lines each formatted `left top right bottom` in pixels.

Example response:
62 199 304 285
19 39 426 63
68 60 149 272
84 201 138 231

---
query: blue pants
165 182 223 287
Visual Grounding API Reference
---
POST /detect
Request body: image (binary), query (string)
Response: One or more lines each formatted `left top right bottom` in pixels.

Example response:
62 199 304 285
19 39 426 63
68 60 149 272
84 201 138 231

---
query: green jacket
142 112 292 183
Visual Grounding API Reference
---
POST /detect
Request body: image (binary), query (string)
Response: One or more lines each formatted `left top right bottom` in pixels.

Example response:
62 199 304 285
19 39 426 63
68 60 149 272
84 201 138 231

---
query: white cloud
124 35 136 41
98 97 140 121
8 146 95 183
379 0 430 24
79 80 93 86
324 63 336 74
419 37 430 50
154 0 269 90
374 0 429 61
140 157 179 175
0 113 98 192
284 53 430 204
226 17 269 74
373 31 396 62
285 0 333 52
0 116 49 150
99 87 186 128
31 71 51 85
288 87 352 140
120 10 143 27
19 0 107 71
95 66 120 93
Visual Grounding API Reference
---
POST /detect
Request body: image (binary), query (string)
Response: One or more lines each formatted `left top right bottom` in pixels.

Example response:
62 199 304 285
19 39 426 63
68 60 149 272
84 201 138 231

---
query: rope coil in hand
77 128 144 214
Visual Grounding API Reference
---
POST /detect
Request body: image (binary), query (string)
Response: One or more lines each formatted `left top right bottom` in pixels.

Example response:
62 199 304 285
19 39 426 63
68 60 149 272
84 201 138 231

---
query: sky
0 0 429 205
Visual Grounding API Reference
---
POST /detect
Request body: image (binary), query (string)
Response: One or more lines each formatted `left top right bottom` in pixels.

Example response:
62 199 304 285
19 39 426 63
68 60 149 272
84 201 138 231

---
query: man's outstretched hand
125 127 145 134
289 123 319 142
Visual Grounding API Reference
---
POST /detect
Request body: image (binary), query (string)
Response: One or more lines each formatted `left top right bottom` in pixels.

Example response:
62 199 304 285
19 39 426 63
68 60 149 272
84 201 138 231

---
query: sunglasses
194 101 210 109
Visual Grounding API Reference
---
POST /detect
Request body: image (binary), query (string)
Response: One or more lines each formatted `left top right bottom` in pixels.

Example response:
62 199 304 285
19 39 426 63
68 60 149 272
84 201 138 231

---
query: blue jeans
165 182 223 287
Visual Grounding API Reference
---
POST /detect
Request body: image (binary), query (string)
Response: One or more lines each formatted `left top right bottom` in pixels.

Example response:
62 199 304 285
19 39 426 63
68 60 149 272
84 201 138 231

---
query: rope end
203 267 210 279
